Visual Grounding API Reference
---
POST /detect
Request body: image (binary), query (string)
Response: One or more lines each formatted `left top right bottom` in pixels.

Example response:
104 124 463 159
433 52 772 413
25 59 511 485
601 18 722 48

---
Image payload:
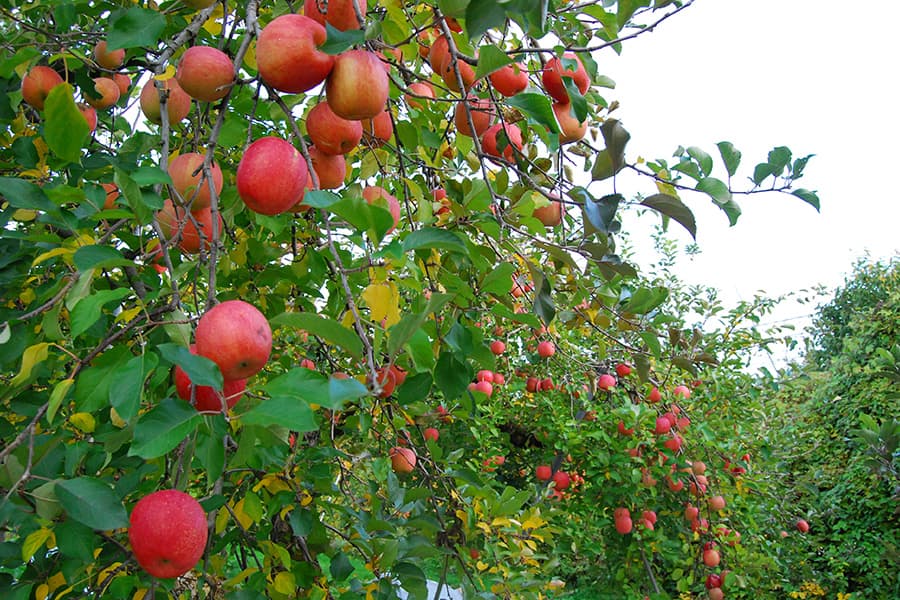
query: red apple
703 547 720 567
705 574 722 589
439 53 476 93
78 103 97 133
673 384 692 399
796 518 809 533
308 146 346 190
371 366 397 398
156 200 222 254
326 50 389 120
102 183 119 209
663 434 682 453
708 495 726 511
94 40 125 70
306 101 363 155
176 46 233 102
537 341 555 358
617 421 634 436
542 52 589 103
647 386 662 403
692 461 707 475
174 345 247 412
469 380 493 396
428 35 450 72
362 185 401 233
598 373 617 391
454 95 494 138
615 363 632 377
84 77 120 109
195 300 273 380
490 340 505 355
533 199 562 227
553 101 587 144
552 470 570 490
489 63 529 97
128 490 207 579
481 123 523 161
423 427 439 442
168 152 223 211
539 377 554 391
654 417 671 435
476 370 494 383
303 0 366 31
390 446 416 474
685 505 699 521
536 465 551 481
361 109 393 145
140 77 192 125
237 137 308 215
405 81 434 110
21 66 65 111
257 14 334 93
615 517 633 535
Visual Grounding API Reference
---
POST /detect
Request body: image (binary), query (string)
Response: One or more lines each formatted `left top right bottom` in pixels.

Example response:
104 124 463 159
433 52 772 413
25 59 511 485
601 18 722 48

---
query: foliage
0 1 821 599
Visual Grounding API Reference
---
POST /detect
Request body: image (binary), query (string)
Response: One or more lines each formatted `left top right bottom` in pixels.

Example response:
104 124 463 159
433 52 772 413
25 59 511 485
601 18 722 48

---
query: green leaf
562 77 588 123
327 194 394 243
687 146 713 177
129 398 203 459
481 262 515 296
696 178 741 225
767 146 792 176
302 190 341 209
640 193 697 239
791 189 820 212
397 372 433 406
505 93 560 134
55 477 129 531
263 367 367 412
72 245 131 272
474 44 514 79
158 343 223 390
109 353 157 424
197 414 227 485
70 288 131 338
330 551 354 581
242 396 318 432
596 119 630 177
467 1 507 40
0 177 55 211
532 271 555 325
576 189 620 234
402 227 468 255
621 287 669 315
435 351 472 402
271 312 363 359
106 7 167 50
114 169 151 223
387 292 452 359
716 141 741 177
321 23 366 55
44 84 88 164
752 162 774 185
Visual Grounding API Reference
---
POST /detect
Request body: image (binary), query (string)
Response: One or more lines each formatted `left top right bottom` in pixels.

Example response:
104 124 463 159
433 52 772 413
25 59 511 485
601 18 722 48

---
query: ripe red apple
539 377 554 391
705 574 722 589
110 73 131 97
176 46 233 102
362 185 401 233
454 95 494 138
195 300 272 380
796 518 809 533
490 340 505 355
642 510 657 525
536 465 551 481
237 137 308 215
140 78 192 125
306 101 363 155
673 384 692 399
663 434 682 453
685 505 699 521
615 363 632 377
708 495 726 511
617 421 634 436
102 183 119 209
78 103 97 133
533 199 562 227
476 370 494 383
598 373 617 391
308 146 346 190
428 35 450 72
489 63 529 97
371 366 397 398
326 50 389 120
654 417 671 435
405 81 434 110
439 53 476 93
256 14 333 93
303 0 367 30
542 52 589 104
168 152 223 211
128 489 207 579
468 380 493 396
647 386 662 403
552 470 570 490
390 446 416 474
361 108 393 145
708 588 724 600
423 427 439 442
21 66 65 111
156 200 222 254
85 77 120 109
537 341 555 358
615 516 633 535
493 372 505 385
667 477 685 492
703 546 720 567
174 345 247 412
94 40 125 70
481 123 523 161
553 101 587 144
692 461 707 475
526 377 539 393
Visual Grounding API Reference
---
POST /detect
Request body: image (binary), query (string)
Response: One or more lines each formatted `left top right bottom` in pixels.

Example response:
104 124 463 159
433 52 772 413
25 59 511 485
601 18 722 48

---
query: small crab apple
552 470 570 490
423 427 439 442
537 341 555 358
536 465 552 481
490 340 506 355
598 373 616 391
647 386 662 403
796 518 810 533
615 363 632 377
673 384 692 399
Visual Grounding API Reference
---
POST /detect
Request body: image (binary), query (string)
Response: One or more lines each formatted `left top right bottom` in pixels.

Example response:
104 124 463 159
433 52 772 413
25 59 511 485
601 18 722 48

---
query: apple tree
0 0 819 598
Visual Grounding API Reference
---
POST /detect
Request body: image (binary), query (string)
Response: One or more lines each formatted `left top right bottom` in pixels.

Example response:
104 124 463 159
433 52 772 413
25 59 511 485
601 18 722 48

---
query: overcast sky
593 0 899 354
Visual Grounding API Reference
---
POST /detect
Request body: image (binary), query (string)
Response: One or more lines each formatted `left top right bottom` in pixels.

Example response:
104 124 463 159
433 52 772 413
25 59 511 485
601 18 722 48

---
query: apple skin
542 52 590 104
308 146 346 190
598 373 617 391
140 78 192 125
796 518 810 533
536 465 551 481
553 101 588 144
405 81 434 110
102 183 118 209
85 77 120 109
454 95 494 138
360 108 393 146
481 123 523 162
306 101 363 155
615 363 632 377
423 427 439 442
703 548 721 567
156 200 222 254
707 589 724 600
168 152 223 211
174 345 247 412
195 300 272 381
303 0 367 31
428 35 450 72
647 387 662 403
552 470 570 490
326 50 389 120
489 63 529 97
237 137 309 215
21 66 65 111
673 384 692 399
390 446 416 474
362 186 401 233
128 489 207 579
110 73 132 97
176 46 234 102
257 14 334 94
709 495 726 511
490 340 505 355
439 53 476 93
533 199 562 227
537 341 555 358
614 517 633 535
78 103 97 133
94 40 125 70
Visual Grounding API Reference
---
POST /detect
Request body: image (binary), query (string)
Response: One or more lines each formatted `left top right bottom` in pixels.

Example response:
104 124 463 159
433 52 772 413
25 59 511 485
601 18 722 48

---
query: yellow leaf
31 247 73 268
12 209 37 221
69 412 95 433
155 65 176 81
11 342 50 387
35 584 50 600
299 491 313 507
362 281 400 327
109 407 127 428
133 589 148 600
96 562 122 587
22 527 52 562
490 517 512 528
476 560 488 571
231 498 255 530
273 571 296 595
243 40 257 71
202 5 225 35
116 305 143 324
20 287 35 306
215 504 230 534
521 513 546 531
46 571 66 595
225 567 258 589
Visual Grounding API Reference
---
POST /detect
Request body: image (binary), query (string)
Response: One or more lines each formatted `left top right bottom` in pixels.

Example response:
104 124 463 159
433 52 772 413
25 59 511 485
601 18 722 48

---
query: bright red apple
21 66 65 111
140 77 192 125
78 103 97 133
489 63 529 97
533 199 562 227
542 52 589 104
537 341 555 358
84 77 120 109
423 427 439 442
237 137 308 215
481 123 523 161
553 101 587 144
405 81 434 110
709 495 726 511
128 489 207 579
303 0 366 31
168 152 223 211
195 300 273 380
796 518 809 533
454 95 494 138
439 53 476 93
326 50 389 120
536 465 551 481
361 108 393 145
176 46 233 102
110 73 131 97
308 146 346 190
257 14 334 93
174 345 247 412
306 101 363 155
156 200 222 254
552 470 570 490
490 340 505 355
598 373 616 391
615 363 632 377
647 386 662 403
390 446 416 474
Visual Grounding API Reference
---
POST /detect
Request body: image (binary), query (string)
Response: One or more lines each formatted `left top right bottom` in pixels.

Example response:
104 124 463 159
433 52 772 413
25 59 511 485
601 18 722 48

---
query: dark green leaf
640 193 697 239
767 146 792 176
435 352 472 401
791 154 814 179
532 272 555 325
752 162 774 185
158 343 224 390
0 177 55 211
402 227 468 255
578 190 620 234
109 353 157 424
446 321 474 355
70 289 131 338
301 190 341 209
197 414 227 484
621 287 668 315
600 119 630 174
716 141 741 177
114 169 151 223
397 372 433 406
481 262 515 296
271 312 363 359
44 85 88 164
474 44 514 79
327 194 394 244
73 245 132 272
505 93 560 134
129 398 203 459
562 77 588 123
791 189 820 211
263 367 366 412
106 8 167 50
241 396 318 432
467 1 507 40
696 178 741 225
330 551 354 581
321 23 366 55
55 477 128 530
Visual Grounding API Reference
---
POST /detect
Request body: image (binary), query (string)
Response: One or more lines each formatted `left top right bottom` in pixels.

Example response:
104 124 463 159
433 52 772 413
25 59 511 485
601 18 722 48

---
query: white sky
593 0 900 353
